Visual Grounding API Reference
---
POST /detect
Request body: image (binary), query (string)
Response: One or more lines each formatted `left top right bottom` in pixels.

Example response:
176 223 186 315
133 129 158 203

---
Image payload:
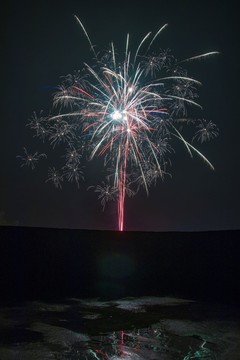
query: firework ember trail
18 16 219 231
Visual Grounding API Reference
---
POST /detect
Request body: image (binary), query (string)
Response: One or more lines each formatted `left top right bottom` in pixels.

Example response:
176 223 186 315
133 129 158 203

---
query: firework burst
19 16 219 231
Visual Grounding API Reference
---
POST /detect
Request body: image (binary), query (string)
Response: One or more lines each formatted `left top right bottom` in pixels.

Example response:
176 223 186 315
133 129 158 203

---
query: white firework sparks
20 16 219 230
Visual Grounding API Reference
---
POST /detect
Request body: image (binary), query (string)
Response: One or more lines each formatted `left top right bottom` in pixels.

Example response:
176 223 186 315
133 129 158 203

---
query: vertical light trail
24 17 218 232
118 137 129 231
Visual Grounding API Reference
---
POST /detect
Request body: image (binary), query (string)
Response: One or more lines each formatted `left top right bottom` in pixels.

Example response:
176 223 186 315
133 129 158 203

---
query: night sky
1 0 239 232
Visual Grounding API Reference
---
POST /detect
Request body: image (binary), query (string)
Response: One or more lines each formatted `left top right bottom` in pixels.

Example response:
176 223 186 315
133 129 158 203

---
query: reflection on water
0 297 239 359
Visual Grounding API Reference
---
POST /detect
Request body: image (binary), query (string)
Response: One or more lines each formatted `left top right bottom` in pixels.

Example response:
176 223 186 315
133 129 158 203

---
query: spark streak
22 16 219 231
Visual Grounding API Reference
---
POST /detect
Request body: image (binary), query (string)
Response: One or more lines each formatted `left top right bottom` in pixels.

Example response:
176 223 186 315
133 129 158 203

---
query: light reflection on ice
78 296 193 311
30 322 90 347
0 297 239 359
114 296 193 311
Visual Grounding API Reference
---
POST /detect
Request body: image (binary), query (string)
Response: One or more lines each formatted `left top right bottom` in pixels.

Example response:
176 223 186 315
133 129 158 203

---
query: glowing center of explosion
111 110 128 121
19 16 219 232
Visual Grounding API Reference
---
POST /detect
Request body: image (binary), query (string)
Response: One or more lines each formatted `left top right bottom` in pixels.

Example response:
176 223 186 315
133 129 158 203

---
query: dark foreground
0 227 240 359
0 296 240 359
0 226 240 304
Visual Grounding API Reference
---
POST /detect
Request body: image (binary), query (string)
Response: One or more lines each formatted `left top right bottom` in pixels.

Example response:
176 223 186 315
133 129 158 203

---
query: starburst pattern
17 147 46 169
27 112 49 141
88 182 117 210
63 162 84 187
19 16 219 230
46 167 63 189
192 120 219 143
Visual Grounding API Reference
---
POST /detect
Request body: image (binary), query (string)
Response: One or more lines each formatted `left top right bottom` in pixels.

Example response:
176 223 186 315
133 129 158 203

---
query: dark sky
1 0 239 232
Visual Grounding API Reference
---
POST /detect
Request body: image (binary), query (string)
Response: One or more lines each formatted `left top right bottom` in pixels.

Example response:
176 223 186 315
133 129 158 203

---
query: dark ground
1 296 240 359
0 226 239 305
